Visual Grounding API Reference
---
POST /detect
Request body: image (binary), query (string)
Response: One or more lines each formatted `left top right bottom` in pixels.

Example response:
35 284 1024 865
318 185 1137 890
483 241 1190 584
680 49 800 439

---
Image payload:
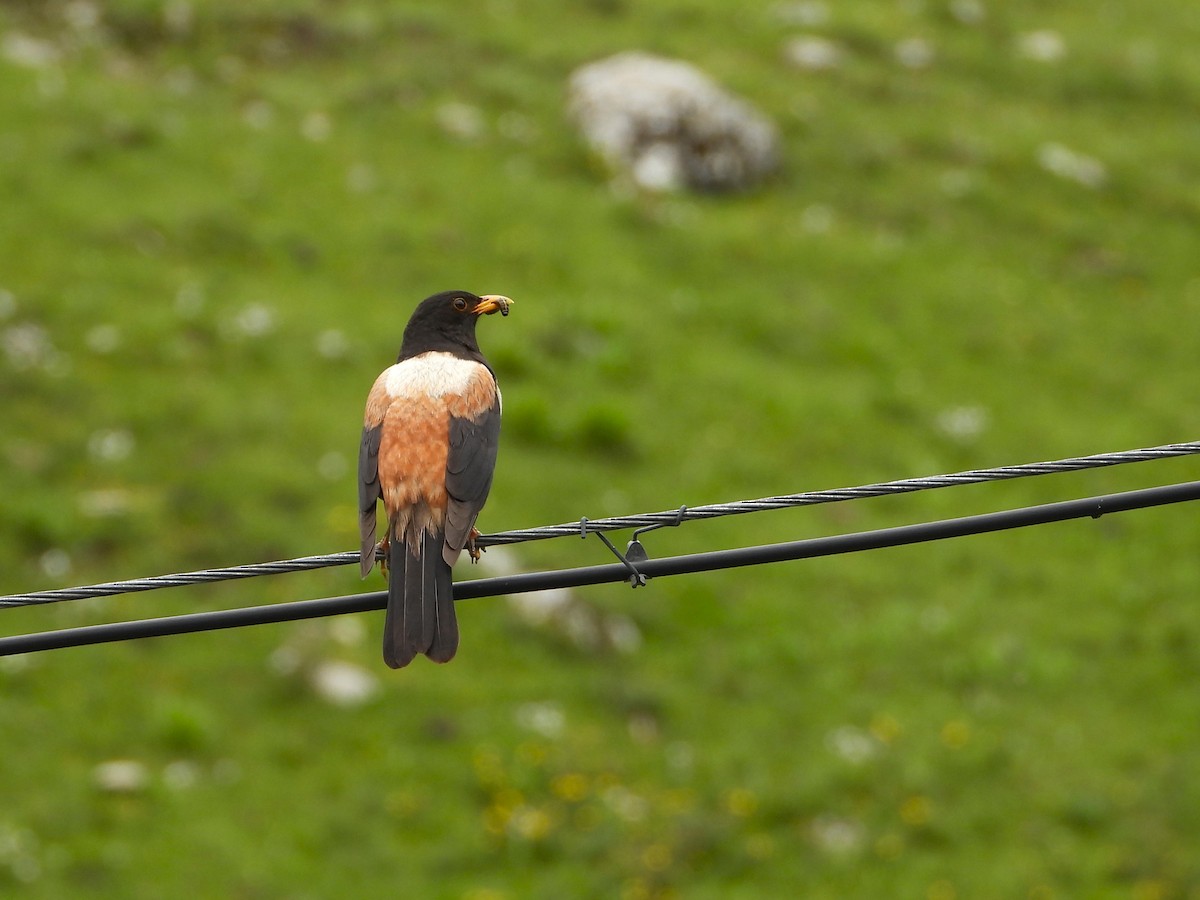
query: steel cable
2 440 1198 608
3 479 1199 656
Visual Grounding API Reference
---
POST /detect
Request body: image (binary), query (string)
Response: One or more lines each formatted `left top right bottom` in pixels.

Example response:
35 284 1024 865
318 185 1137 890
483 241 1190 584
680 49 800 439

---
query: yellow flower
874 831 903 860
516 741 547 766
551 772 589 803
724 787 758 817
1132 880 1168 900
745 832 776 860
509 805 553 842
901 794 932 826
482 787 524 835
482 805 509 836
870 713 903 744
641 842 672 872
940 719 971 750
472 747 505 786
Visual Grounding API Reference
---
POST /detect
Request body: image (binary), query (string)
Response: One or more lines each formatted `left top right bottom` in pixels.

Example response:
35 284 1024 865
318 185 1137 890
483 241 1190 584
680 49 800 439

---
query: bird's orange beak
476 295 514 317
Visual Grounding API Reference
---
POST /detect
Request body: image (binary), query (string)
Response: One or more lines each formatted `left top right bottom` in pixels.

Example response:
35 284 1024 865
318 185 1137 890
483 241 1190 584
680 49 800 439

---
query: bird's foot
467 527 485 564
378 536 390 577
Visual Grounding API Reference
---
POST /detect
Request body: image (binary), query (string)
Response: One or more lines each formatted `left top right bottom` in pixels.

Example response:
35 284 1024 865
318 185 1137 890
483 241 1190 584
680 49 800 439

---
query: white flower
1038 142 1106 188
86 324 121 354
88 428 135 463
301 111 332 142
895 37 934 69
94 759 149 793
162 760 200 791
0 822 41 883
810 815 865 857
771 1 830 26
1017 30 1066 63
317 450 347 481
515 701 566 738
327 616 366 647
825 725 880 765
605 614 643 654
39 549 71 580
938 169 974 198
507 588 572 625
949 0 986 25
175 281 205 316
497 111 537 144
799 203 834 234
242 99 274 130
268 645 302 676
476 545 520 577
785 36 842 71
602 785 648 822
436 102 485 141
2 33 60 69
310 660 378 707
315 328 349 360
164 0 194 35
935 404 988 442
63 1 102 32
346 163 377 194
78 489 132 518
2 323 55 371
230 303 275 338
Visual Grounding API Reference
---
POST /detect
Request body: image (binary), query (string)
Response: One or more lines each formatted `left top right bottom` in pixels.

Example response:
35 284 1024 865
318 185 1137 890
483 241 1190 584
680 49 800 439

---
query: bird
359 290 513 668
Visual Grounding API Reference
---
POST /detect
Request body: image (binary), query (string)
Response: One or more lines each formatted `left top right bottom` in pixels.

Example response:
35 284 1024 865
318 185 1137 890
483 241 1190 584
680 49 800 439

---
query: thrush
359 290 512 667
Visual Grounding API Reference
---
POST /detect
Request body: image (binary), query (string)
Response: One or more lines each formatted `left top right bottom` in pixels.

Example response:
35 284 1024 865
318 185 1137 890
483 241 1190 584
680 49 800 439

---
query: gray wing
358 422 384 577
443 398 501 563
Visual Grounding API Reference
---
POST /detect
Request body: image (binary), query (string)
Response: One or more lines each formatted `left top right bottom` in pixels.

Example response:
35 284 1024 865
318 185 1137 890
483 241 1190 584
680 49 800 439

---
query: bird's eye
453 297 469 311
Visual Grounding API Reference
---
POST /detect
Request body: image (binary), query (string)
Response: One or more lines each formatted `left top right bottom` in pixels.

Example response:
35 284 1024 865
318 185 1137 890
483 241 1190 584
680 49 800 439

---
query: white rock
568 52 779 192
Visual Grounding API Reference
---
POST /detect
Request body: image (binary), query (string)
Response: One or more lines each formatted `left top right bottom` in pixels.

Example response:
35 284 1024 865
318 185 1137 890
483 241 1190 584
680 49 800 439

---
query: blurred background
2 1 1199 896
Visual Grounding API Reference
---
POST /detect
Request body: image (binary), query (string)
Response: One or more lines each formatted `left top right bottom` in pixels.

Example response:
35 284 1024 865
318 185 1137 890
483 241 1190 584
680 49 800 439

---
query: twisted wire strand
0 554 363 607
485 442 1200 543
3 440 1198 608
5 479 1200 657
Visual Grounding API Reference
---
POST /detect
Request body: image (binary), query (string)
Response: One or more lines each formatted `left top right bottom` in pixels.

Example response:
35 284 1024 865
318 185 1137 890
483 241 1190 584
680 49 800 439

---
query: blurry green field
2 1 1199 897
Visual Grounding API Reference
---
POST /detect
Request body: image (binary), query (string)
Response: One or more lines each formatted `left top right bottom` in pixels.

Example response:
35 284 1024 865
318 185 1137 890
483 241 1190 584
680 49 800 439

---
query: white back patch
384 352 482 399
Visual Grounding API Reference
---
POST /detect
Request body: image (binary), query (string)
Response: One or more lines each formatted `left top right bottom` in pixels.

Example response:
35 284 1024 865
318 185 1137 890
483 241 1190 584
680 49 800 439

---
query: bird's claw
467 527 484 564
377 537 390 577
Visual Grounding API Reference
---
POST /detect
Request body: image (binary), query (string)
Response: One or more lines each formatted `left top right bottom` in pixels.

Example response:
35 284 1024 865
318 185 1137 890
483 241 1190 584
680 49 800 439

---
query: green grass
2 0 1199 896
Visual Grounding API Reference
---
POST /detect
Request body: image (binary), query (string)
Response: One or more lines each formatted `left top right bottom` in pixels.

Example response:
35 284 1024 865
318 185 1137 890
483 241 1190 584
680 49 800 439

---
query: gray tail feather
383 529 458 668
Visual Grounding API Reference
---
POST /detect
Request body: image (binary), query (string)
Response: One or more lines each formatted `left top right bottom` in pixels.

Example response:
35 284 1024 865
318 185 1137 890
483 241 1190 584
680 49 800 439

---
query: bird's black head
398 290 513 362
